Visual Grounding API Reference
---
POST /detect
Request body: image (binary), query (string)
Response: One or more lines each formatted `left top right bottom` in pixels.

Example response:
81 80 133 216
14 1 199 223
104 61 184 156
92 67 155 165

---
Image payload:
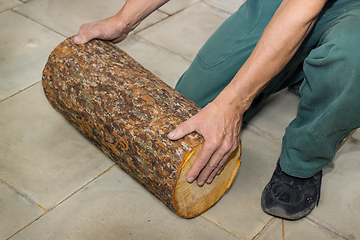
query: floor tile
134 11 169 33
245 89 300 141
204 0 245 13
11 166 240 240
0 83 115 210
0 0 22 12
0 10 64 100
138 2 230 61
352 128 360 141
14 0 168 38
2 0 358 238
118 35 191 88
202 126 282 239
159 0 200 15
307 139 360 239
0 180 45 239
254 218 282 240
256 218 344 240
284 219 345 240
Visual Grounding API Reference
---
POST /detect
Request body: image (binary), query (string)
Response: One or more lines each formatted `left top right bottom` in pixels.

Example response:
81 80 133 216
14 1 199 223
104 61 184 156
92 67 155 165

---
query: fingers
74 23 96 44
73 34 87 44
186 141 217 184
189 139 236 186
167 101 242 187
73 16 128 45
205 150 232 183
168 117 239 186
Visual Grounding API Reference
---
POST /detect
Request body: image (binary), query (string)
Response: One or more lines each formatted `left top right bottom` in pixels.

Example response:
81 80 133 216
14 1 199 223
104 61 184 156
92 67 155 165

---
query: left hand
74 15 133 45
168 92 243 186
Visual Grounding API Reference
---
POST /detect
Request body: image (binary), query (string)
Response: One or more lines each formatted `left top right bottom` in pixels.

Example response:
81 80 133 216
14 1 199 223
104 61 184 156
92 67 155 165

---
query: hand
73 0 171 45
168 92 243 186
73 15 136 44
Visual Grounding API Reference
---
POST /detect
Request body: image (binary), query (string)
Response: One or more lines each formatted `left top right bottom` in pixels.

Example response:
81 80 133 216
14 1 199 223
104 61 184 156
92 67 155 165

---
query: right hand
74 15 136 44
168 85 244 186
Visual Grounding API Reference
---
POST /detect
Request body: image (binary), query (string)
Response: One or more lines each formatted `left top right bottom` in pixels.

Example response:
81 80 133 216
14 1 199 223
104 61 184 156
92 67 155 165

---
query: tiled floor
1 0 359 239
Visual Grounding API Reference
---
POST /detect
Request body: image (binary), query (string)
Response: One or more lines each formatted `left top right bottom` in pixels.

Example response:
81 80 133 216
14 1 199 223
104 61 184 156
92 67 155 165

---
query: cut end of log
174 143 241 218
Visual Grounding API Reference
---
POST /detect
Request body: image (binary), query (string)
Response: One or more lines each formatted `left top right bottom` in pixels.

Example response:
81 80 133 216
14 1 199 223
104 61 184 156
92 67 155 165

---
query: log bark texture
42 37 241 218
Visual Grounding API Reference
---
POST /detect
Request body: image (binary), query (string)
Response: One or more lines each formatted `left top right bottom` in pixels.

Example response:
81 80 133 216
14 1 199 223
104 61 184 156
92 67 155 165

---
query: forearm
115 0 170 30
225 0 327 113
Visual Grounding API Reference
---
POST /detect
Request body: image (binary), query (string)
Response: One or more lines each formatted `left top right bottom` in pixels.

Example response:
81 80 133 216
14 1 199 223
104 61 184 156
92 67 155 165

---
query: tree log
42 37 241 218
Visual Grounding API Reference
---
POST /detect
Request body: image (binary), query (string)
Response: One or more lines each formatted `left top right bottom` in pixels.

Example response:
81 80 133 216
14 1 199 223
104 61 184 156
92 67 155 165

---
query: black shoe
261 160 322 220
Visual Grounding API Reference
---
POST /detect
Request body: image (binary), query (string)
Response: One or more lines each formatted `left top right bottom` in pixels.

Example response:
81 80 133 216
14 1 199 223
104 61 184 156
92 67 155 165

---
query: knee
304 17 360 95
334 28 360 92
323 11 360 72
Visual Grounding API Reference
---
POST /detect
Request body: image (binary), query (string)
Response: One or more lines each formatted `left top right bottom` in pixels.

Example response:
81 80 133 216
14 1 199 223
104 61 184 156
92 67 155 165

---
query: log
42 37 241 218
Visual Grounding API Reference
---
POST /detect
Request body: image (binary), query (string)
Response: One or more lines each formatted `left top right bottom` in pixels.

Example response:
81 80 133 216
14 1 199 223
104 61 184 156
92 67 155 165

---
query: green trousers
175 0 360 178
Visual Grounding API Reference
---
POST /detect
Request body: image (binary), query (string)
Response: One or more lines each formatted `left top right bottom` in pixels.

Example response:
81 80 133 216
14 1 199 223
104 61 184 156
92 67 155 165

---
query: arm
168 0 328 186
74 0 169 44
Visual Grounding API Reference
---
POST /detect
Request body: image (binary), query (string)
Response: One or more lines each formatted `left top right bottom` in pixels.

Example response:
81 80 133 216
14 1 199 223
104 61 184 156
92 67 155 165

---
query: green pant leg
175 0 360 111
280 8 360 178
175 0 316 115
175 0 285 108
175 0 359 179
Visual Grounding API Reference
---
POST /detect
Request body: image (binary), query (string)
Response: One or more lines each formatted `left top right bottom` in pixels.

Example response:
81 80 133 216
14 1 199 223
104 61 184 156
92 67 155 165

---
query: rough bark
42 37 241 218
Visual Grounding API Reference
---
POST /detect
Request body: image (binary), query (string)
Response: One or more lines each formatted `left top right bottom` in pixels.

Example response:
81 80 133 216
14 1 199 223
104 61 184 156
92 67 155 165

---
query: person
74 0 360 220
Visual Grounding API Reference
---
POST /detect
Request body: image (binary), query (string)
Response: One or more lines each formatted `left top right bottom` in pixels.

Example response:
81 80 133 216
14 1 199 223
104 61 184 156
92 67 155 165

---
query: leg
175 0 294 109
262 8 360 220
176 0 319 119
280 8 360 178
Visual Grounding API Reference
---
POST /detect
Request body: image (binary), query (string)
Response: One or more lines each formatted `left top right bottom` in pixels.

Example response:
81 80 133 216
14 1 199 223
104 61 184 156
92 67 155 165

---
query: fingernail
188 177 195 183
206 177 213 183
73 35 82 43
168 130 176 138
198 181 205 186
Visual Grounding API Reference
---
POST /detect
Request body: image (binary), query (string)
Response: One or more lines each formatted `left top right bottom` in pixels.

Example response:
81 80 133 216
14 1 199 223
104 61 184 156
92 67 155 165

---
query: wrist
114 8 138 33
214 84 252 116
115 0 169 32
